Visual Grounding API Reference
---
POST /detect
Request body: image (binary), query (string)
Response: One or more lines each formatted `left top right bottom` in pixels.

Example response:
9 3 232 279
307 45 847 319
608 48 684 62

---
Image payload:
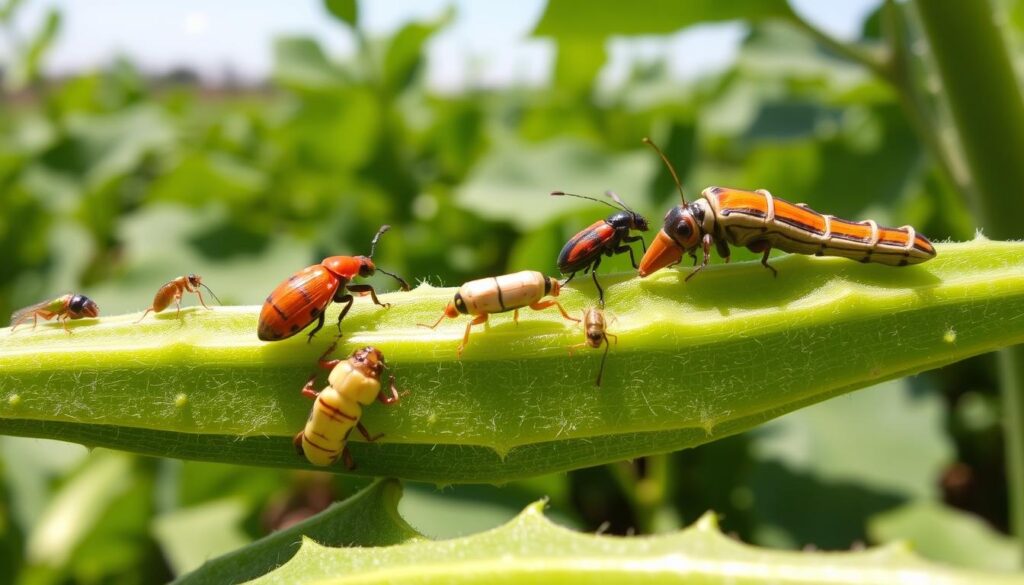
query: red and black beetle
551 190 649 305
257 225 410 342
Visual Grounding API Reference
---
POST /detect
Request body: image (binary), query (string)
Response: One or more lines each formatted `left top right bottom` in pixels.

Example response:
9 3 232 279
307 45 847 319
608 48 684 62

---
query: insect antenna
604 190 637 213
199 282 223 305
368 224 392 258
595 333 611 387
377 267 410 291
642 137 687 205
365 224 409 290
551 191 628 212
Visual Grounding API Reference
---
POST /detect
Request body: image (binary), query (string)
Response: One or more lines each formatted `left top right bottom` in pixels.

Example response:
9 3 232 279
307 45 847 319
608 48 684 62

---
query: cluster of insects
8 138 936 470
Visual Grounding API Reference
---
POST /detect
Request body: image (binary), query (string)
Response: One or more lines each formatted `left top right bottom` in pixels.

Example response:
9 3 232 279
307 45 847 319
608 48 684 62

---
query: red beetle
257 225 409 342
551 190 648 305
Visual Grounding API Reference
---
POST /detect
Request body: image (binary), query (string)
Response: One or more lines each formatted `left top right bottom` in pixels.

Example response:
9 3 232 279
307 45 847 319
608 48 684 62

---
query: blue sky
3 1 879 90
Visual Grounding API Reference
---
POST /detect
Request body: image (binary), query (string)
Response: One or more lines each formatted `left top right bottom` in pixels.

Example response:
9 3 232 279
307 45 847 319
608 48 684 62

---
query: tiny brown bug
136 274 220 322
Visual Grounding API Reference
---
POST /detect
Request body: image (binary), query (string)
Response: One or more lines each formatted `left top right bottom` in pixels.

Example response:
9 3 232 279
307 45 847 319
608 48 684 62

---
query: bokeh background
1 0 1021 582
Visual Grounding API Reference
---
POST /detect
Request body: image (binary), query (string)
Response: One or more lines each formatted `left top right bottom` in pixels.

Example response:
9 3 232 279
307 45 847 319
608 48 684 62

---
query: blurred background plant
1 0 1022 582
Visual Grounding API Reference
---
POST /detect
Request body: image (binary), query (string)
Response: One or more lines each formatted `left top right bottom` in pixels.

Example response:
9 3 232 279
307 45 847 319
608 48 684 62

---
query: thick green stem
914 0 1024 554
3 241 1024 483
783 7 894 83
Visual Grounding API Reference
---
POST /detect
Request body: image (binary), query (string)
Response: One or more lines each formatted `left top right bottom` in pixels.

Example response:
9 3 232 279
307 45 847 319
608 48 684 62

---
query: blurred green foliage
0 0 1020 582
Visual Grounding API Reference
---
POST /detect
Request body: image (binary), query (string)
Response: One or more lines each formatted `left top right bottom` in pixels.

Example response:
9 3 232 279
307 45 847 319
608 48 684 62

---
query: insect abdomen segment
704 187 936 266
457 271 551 315
301 364 370 467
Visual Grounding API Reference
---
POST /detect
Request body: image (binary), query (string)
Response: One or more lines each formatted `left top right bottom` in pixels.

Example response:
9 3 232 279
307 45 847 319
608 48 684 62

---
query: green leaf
173 479 420 585
2 240 1024 482
533 0 793 40
25 450 133 567
553 40 607 97
456 138 655 230
5 8 60 89
381 10 452 95
324 0 358 29
273 37 346 92
153 499 252 577
869 501 1023 572
753 379 952 500
247 501 1022 585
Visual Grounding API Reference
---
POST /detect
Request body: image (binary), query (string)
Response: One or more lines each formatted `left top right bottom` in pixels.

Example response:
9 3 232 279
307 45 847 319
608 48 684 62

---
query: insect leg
301 374 321 399
134 308 154 324
341 446 355 470
715 238 732 263
528 300 581 323
292 432 305 455
513 308 520 324
346 284 389 309
623 234 647 254
458 314 489 357
747 240 778 277
611 243 639 269
356 421 385 443
377 375 402 405
560 272 576 287
685 234 715 282
61 314 72 335
305 311 329 343
420 311 448 329
595 333 611 387
330 294 356 338
589 256 604 306
567 341 587 356
194 286 212 310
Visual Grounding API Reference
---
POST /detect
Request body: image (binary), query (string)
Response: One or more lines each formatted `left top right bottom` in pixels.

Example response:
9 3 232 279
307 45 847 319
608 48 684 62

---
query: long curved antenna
368 225 391 258
604 190 636 213
551 191 628 212
199 283 223 305
642 137 687 205
377 267 410 291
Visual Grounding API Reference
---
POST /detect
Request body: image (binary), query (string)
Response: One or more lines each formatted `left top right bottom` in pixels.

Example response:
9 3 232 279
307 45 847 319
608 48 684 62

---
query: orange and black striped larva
9 293 99 334
136 274 220 322
637 138 937 280
421 270 581 357
258 225 409 342
569 307 617 386
295 346 403 469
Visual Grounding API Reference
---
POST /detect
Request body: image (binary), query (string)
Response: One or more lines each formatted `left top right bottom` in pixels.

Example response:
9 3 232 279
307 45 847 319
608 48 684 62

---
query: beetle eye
675 221 692 238
69 295 86 311
359 262 374 278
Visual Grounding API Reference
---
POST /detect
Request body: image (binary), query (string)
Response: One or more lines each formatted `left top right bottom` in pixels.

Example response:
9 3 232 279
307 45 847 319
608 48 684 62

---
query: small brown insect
10 294 100 334
569 307 617 386
136 274 220 322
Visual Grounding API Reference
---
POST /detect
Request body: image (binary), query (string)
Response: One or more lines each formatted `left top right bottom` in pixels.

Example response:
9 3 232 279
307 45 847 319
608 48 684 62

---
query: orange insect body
258 226 408 342
422 270 580 357
294 346 402 469
636 139 937 279
10 293 99 334
136 274 218 322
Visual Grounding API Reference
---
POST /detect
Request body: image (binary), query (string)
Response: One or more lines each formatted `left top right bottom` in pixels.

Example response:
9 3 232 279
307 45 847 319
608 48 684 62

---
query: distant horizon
1 0 877 92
